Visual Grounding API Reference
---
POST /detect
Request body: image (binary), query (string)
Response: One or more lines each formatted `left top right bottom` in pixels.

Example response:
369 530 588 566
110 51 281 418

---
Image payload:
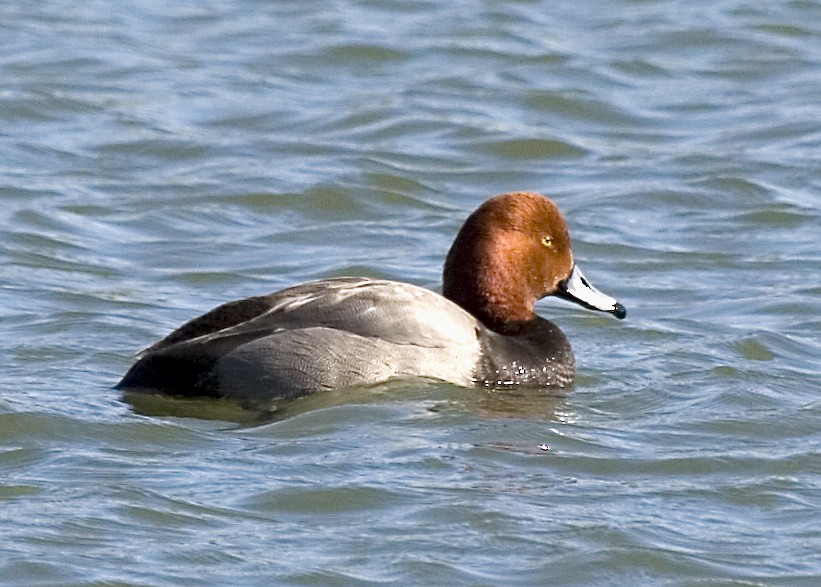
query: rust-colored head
443 192 624 332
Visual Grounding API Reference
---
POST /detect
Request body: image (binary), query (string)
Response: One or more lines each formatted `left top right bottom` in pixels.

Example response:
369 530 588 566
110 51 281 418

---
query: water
1 0 820 585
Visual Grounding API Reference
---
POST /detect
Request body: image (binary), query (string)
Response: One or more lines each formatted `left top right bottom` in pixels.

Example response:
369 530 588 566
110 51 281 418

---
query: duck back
117 277 482 400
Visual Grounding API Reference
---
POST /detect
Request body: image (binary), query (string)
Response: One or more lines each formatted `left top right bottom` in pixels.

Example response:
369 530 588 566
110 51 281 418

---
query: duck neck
443 233 536 334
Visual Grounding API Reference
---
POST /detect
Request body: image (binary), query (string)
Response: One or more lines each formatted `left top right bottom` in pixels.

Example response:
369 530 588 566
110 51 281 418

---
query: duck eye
541 235 554 248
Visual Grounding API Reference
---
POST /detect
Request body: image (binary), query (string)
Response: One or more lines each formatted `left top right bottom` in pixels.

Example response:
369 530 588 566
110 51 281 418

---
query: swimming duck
117 192 625 401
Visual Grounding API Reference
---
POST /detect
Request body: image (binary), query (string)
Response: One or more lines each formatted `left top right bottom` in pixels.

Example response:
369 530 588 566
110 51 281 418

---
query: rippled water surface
2 1 820 585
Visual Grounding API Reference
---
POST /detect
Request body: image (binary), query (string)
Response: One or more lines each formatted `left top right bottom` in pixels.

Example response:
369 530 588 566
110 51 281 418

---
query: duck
117 192 625 402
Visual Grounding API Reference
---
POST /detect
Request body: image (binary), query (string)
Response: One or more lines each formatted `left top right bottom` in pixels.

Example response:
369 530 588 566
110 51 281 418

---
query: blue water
1 1 820 585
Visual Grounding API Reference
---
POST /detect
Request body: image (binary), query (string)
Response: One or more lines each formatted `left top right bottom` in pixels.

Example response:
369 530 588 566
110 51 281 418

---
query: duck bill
556 264 626 319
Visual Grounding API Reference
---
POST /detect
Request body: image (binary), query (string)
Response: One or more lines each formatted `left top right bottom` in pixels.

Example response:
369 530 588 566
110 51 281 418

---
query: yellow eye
541 235 554 248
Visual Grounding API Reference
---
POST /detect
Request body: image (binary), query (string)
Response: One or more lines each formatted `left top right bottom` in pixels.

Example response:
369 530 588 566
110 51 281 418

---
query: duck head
443 192 625 332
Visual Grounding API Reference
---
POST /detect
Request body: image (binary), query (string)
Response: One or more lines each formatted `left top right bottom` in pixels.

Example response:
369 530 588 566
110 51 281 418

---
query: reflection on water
124 380 568 426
